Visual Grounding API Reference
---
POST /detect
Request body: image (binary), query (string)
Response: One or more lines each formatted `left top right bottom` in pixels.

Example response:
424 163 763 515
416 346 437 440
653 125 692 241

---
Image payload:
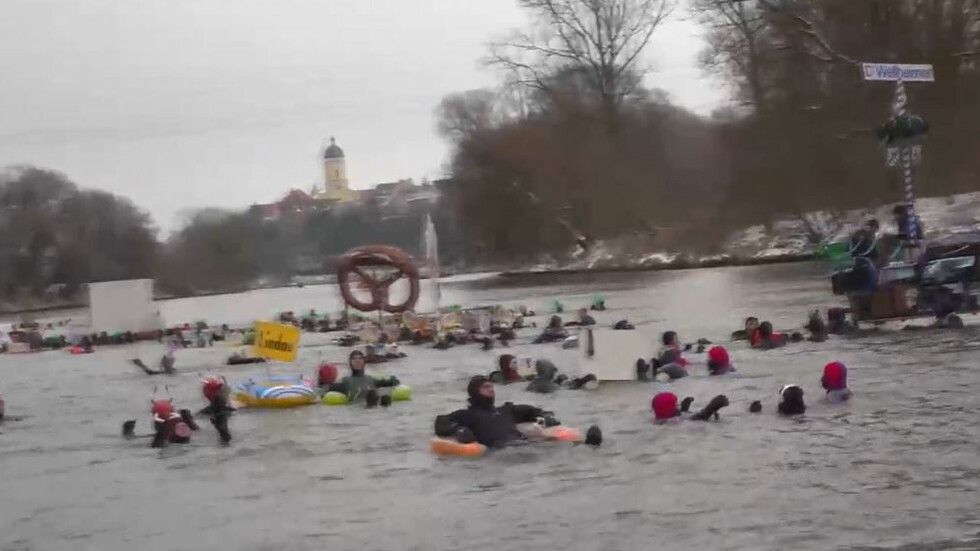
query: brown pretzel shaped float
336 245 420 313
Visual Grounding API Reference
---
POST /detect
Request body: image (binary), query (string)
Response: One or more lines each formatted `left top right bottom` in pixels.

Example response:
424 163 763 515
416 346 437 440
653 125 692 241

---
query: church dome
323 137 345 160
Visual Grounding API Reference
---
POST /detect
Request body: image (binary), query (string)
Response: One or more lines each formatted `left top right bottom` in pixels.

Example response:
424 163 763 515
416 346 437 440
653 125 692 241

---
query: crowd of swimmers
2 296 858 454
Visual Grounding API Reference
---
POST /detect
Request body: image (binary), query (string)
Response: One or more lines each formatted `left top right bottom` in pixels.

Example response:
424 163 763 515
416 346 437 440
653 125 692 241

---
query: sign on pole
253 321 301 362
861 63 935 82
886 145 922 167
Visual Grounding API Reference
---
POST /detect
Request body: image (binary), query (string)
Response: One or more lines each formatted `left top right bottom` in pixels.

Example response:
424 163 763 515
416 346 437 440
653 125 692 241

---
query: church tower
320 137 359 202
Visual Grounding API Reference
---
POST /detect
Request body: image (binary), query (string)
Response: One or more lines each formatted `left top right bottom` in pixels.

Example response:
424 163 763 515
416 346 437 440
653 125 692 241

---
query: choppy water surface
3 263 980 551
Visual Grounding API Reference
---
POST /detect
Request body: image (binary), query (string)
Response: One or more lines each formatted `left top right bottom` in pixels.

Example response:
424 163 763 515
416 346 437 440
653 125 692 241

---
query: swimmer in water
752 322 788 350
805 310 829 343
122 399 199 448
532 316 569 344
658 331 690 367
316 363 339 392
777 385 806 415
826 307 856 335
488 354 526 384
525 359 561 394
731 317 760 342
706 346 735 376
651 392 730 422
199 378 235 444
325 350 400 404
131 341 178 375
821 362 852 403
434 376 602 448
564 308 596 327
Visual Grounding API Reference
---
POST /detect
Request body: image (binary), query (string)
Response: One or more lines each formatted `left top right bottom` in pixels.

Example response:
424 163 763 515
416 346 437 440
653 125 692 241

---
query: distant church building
316 137 360 203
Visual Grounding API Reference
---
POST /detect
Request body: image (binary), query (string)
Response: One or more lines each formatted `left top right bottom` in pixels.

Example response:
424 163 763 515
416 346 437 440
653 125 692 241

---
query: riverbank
499 251 815 277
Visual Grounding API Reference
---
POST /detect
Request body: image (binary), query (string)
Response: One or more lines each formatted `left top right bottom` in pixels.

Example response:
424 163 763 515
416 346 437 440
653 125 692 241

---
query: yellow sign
253 322 301 362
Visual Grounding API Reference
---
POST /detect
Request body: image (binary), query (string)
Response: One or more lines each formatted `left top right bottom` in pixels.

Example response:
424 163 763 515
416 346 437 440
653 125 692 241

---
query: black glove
179 409 199 431
122 420 136 439
636 359 651 380
585 425 602 446
680 397 695 413
455 427 476 444
542 413 561 427
692 395 730 421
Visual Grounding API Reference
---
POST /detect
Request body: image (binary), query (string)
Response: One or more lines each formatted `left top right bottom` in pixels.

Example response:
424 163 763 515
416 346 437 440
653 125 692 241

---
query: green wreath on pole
875 115 929 145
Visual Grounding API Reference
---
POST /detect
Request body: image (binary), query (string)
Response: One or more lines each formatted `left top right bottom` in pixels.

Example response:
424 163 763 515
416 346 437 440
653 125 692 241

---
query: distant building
316 137 360 203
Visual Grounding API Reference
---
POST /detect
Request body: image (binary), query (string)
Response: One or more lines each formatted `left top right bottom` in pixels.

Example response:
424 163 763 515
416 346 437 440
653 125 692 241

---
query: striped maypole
893 77 919 240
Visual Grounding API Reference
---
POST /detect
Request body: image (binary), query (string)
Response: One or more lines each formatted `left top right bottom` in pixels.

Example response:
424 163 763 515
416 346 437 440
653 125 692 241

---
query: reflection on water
2 263 980 551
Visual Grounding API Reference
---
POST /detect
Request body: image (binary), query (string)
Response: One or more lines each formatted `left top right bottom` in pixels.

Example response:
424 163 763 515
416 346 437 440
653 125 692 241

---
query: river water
2 263 980 551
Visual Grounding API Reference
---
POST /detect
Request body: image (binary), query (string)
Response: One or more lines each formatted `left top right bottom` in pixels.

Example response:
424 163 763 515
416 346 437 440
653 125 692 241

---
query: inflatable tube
233 376 317 408
517 423 584 443
226 356 267 366
430 437 487 457
322 384 412 406
336 245 420 313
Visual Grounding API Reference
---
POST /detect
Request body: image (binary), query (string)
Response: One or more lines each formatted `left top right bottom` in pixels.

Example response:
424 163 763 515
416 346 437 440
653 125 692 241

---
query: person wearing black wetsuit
434 376 602 447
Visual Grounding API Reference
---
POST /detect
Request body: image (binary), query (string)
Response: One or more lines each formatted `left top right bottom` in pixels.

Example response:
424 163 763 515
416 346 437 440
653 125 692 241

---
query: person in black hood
326 350 400 403
434 376 602 448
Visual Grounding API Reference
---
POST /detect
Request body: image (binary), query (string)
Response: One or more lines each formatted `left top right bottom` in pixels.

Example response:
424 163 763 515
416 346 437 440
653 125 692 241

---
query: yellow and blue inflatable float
233 375 318 408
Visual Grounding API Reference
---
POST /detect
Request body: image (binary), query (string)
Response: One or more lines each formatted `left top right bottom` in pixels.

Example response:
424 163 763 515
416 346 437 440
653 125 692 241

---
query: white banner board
861 63 935 82
580 328 653 381
88 279 164 334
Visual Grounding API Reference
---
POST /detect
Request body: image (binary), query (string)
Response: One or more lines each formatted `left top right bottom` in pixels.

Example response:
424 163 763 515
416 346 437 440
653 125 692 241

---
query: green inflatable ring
322 385 412 406
323 391 349 405
391 385 413 402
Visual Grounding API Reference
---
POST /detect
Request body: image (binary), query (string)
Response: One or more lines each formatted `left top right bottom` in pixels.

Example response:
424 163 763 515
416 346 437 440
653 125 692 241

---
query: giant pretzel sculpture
336 245 421 313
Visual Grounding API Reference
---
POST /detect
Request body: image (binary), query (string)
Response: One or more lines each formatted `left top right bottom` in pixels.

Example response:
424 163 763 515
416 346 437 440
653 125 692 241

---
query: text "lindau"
260 332 295 352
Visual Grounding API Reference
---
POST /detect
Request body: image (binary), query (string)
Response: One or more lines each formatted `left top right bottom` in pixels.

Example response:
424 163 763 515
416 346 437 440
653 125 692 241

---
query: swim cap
707 346 730 367
652 392 679 420
151 399 174 418
318 363 339 386
822 362 847 391
202 378 225 402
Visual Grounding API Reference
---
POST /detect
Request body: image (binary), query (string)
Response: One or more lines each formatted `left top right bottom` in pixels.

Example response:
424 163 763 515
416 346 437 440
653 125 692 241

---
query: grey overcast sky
0 0 727 232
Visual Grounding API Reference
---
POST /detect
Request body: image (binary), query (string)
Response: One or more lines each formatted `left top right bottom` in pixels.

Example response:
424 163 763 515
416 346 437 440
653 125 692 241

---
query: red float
336 245 420 313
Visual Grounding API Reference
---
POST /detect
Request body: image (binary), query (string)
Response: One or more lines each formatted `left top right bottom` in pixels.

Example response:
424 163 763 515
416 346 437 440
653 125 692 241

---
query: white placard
886 145 922 167
862 63 935 82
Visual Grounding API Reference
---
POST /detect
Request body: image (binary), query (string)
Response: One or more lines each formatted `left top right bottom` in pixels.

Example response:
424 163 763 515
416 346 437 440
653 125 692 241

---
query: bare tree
487 0 673 121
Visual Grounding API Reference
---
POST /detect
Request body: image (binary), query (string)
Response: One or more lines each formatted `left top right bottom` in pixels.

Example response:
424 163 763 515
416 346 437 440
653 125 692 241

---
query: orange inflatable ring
430 437 487 458
517 423 584 442
336 245 421 313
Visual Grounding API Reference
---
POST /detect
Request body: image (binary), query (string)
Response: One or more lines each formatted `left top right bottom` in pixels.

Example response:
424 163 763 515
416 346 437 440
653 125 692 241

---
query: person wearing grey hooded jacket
526 359 598 393
526 359 561 394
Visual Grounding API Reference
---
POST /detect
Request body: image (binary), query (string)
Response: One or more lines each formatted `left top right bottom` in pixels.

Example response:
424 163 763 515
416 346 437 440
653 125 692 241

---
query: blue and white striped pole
893 77 919 241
